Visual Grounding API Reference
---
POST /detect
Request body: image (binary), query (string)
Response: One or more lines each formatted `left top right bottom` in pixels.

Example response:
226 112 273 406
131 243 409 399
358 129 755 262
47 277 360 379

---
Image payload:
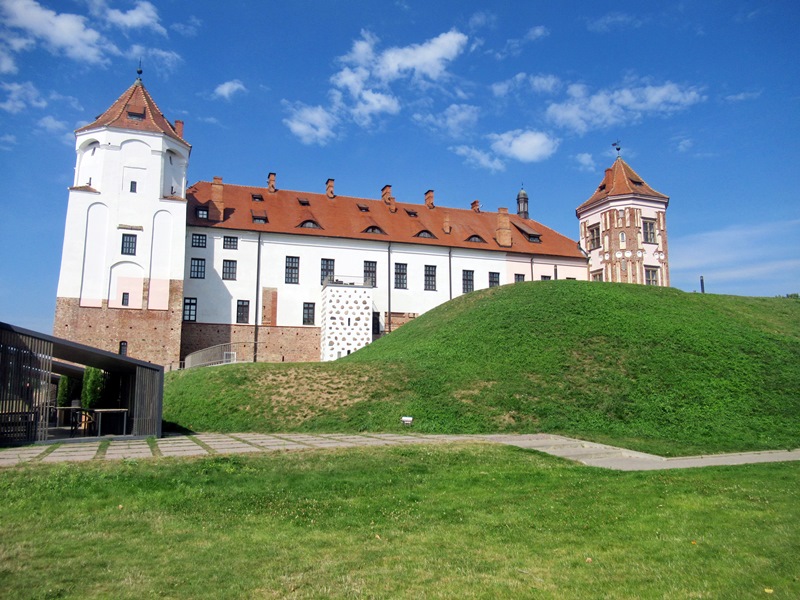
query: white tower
54 72 191 366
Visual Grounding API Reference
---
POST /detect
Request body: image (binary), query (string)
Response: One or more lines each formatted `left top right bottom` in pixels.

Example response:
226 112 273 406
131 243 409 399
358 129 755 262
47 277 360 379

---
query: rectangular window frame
191 233 207 248
462 270 474 294
321 258 335 285
190 258 206 279
424 265 437 291
222 259 237 281
645 268 659 286
489 272 500 288
588 225 601 250
364 260 377 287
236 300 250 324
121 292 129 306
183 297 197 321
223 236 239 250
394 263 407 289
642 219 657 244
285 256 299 284
514 274 525 283
303 302 315 326
121 233 137 256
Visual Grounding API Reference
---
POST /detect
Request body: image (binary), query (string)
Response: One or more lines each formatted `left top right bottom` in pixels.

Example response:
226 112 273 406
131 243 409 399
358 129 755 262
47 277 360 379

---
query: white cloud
675 136 693 152
130 44 182 73
351 90 401 127
170 15 202 37
0 46 18 74
530 74 560 94
488 129 558 162
587 12 644 33
0 133 17 149
330 66 370 98
451 145 505 172
95 0 166 35
36 114 67 132
491 25 549 59
468 11 496 31
0 0 116 65
724 90 762 102
546 80 706 134
212 79 247 101
375 29 468 82
413 103 479 138
282 102 338 146
491 72 560 97
574 153 596 172
0 80 46 113
48 91 82 111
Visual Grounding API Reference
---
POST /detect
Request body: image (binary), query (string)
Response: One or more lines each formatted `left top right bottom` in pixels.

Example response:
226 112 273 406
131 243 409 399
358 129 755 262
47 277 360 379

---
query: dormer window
414 230 436 239
251 209 268 224
598 184 606 191
363 226 386 235
299 220 322 229
357 204 370 212
196 207 209 219
251 194 264 202
298 197 310 206
405 209 418 217
630 179 643 186
126 104 145 120
527 234 541 243
466 235 486 243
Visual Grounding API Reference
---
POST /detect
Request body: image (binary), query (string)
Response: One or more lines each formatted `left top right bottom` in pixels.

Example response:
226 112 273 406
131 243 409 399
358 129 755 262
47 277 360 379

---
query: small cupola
516 187 529 219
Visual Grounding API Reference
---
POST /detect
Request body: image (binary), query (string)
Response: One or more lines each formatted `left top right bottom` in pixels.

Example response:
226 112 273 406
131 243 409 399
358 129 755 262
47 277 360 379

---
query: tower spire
136 59 143 82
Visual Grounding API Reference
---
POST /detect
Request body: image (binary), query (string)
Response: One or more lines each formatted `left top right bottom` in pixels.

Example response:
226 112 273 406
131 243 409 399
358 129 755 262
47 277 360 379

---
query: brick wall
53 279 184 366
180 323 320 363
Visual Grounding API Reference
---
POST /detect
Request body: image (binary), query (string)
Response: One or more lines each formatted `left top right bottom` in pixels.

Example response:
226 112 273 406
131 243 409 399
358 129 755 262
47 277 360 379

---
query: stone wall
53 279 184 366
180 322 320 363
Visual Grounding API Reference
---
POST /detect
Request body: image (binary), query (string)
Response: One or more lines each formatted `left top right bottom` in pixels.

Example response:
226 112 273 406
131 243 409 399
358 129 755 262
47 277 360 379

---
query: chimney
268 172 276 193
174 120 184 139
381 184 392 204
326 178 335 199
496 207 512 247
471 200 480 213
443 213 452 234
388 196 397 213
211 176 224 221
424 189 435 209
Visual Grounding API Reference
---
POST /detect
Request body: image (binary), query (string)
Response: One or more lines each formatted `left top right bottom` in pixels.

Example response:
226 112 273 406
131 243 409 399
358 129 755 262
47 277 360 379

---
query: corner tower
576 157 669 286
54 74 191 366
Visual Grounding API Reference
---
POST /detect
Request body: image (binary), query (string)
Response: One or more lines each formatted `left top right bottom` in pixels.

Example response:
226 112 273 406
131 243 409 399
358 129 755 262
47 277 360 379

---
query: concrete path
1 432 799 471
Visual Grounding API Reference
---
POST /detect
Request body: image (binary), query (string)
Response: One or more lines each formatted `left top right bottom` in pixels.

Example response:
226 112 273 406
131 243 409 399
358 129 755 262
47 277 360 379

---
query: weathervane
136 59 143 81
612 140 621 156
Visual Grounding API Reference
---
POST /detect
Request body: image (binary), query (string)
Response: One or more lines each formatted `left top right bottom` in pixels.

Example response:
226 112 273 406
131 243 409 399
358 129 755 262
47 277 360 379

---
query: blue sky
1 0 798 332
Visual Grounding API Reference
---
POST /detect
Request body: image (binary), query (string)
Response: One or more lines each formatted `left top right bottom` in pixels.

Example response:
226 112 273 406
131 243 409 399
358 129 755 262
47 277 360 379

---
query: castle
53 77 670 367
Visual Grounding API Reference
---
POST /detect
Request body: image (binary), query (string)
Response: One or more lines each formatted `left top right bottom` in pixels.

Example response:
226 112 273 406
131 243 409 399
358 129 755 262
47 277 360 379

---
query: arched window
363 226 386 235
466 234 486 243
414 230 437 239
298 220 322 229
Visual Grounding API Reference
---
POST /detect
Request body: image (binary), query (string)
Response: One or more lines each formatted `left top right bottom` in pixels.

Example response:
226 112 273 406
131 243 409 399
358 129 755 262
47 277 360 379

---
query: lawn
1 443 798 599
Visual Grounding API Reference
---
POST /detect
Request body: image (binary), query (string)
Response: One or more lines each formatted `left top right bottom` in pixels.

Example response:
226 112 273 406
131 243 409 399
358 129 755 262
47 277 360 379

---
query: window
645 268 659 286
515 274 525 283
222 259 237 280
364 261 377 287
196 207 209 219
119 341 127 356
619 232 627 248
462 270 474 293
489 272 500 288
121 292 129 306
129 181 137 193
285 256 299 284
466 235 486 243
251 194 263 202
424 265 437 291
588 225 600 250
236 300 249 324
415 230 436 239
191 233 207 248
321 258 335 285
252 215 267 224
223 236 238 249
121 234 137 255
183 298 197 321
303 302 315 325
357 203 370 212
643 219 656 244
190 258 206 279
527 234 541 243
405 209 418 217
541 275 552 281
364 226 386 234
297 197 310 206
394 263 407 289
299 220 322 229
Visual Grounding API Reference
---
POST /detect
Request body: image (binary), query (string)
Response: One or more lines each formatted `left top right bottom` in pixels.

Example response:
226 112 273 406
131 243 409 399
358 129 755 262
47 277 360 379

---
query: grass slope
164 282 800 455
1 446 798 599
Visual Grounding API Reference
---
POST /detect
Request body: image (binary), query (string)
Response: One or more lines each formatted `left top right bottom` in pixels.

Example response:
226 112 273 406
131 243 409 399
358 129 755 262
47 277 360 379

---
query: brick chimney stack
174 120 184 139
382 184 392 204
443 213 452 234
268 172 276 193
326 178 335 199
424 189 435 209
496 207 512 247
471 200 480 213
211 176 224 221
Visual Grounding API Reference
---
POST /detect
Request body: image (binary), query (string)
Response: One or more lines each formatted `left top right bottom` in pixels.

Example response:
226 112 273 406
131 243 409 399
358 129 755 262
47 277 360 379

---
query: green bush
56 375 82 407
81 367 106 409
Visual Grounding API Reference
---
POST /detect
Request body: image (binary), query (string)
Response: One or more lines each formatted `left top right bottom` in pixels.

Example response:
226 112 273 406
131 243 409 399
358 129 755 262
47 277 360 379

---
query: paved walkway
1 433 799 471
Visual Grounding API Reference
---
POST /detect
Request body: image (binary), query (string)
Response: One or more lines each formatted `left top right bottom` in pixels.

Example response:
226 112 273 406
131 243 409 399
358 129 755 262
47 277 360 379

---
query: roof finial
136 59 143 81
612 140 621 157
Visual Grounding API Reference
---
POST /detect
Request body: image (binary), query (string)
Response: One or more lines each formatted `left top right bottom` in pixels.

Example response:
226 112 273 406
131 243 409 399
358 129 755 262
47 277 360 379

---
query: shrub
81 367 106 409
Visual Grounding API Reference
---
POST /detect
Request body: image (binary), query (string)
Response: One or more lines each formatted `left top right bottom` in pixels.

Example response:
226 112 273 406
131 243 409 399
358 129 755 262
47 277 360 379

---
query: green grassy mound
164 282 800 455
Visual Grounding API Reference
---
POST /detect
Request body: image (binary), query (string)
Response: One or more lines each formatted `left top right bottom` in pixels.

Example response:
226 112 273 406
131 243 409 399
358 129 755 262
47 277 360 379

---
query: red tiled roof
576 157 668 214
186 181 584 259
76 79 189 146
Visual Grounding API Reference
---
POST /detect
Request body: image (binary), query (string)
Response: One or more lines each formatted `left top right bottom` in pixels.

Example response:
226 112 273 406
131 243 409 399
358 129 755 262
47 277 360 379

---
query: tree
81 367 106 409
